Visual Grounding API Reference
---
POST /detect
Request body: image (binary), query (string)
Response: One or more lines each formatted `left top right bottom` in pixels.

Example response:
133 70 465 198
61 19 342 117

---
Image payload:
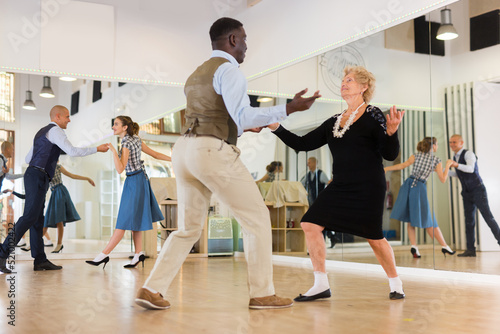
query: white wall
474 82 500 251
0 0 458 85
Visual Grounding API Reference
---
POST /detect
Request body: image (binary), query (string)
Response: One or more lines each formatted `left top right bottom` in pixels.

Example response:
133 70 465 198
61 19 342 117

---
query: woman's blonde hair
343 66 376 103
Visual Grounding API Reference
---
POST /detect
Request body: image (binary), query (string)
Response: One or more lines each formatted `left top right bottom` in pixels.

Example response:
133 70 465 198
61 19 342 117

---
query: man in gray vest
136 17 320 310
448 134 500 257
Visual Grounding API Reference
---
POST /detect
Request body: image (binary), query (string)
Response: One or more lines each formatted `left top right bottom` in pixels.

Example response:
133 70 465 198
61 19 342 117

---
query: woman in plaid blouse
385 137 454 258
86 115 171 269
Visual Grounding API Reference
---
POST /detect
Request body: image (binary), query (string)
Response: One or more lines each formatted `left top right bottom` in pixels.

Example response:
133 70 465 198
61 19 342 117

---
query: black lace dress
273 105 399 239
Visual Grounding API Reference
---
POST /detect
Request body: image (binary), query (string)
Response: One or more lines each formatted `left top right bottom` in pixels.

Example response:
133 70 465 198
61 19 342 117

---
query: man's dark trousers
0 167 50 265
462 184 500 251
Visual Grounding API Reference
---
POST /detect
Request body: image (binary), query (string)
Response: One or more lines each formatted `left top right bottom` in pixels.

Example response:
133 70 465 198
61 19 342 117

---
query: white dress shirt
449 148 476 178
25 122 97 164
211 50 287 136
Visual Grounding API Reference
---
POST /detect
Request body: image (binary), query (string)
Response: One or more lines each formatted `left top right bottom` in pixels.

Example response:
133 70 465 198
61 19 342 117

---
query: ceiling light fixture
436 8 458 40
59 76 77 82
257 96 273 103
40 76 55 98
22 75 37 110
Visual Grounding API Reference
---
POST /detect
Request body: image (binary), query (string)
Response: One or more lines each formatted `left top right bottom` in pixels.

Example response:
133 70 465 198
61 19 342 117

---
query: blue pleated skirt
390 177 438 228
115 170 164 231
44 184 81 228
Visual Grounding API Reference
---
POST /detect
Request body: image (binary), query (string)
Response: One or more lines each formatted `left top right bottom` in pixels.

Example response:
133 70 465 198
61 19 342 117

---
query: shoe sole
249 303 293 309
135 298 170 310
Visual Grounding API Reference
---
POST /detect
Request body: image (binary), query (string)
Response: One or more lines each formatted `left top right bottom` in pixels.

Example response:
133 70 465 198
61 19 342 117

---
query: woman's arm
255 173 270 184
60 166 95 186
2 189 26 199
141 142 172 162
107 143 128 174
370 106 401 161
435 160 453 183
384 155 415 172
272 119 330 152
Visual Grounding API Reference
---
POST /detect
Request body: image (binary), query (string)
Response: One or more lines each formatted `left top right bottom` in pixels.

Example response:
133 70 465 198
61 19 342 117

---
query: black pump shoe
51 244 64 253
294 289 331 302
124 254 146 268
85 256 110 269
441 248 456 257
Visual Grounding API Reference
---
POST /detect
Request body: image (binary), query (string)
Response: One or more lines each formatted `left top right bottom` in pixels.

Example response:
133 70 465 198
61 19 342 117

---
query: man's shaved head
50 105 69 120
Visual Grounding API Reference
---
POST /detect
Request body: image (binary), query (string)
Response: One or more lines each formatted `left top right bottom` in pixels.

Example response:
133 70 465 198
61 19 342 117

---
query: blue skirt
390 177 438 228
115 170 164 231
44 184 81 228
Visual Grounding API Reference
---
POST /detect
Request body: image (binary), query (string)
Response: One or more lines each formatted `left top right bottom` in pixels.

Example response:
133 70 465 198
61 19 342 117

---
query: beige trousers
144 136 275 298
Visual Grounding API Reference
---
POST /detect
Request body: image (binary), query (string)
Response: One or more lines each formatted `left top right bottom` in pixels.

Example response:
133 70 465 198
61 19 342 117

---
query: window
139 110 185 135
0 73 15 123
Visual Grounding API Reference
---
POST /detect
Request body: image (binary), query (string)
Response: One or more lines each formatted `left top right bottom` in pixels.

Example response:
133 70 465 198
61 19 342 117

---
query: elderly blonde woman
269 66 406 300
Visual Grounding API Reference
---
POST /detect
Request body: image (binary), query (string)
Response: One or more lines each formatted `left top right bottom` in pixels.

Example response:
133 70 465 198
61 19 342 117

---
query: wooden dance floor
1 256 500 333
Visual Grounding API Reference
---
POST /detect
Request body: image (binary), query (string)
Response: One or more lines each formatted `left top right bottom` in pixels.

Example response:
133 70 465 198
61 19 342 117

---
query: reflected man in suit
447 134 500 257
301 157 335 247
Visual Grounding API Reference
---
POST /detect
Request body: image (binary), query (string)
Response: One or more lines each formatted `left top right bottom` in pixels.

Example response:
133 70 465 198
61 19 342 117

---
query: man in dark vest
135 17 320 310
301 157 335 247
0 105 108 273
448 134 500 257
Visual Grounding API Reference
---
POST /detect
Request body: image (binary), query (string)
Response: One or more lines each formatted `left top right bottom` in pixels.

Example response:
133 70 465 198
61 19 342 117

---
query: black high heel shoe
85 256 110 269
441 248 456 257
124 254 146 268
410 247 421 258
51 244 64 253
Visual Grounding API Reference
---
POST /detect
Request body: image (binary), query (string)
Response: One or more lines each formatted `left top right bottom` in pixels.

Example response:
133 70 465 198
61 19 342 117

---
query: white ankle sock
442 245 453 253
93 252 108 262
411 245 421 256
388 276 404 294
303 271 330 296
131 251 144 264
143 286 158 294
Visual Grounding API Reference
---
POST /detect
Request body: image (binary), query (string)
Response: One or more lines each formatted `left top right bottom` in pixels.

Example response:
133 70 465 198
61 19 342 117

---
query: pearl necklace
332 101 365 138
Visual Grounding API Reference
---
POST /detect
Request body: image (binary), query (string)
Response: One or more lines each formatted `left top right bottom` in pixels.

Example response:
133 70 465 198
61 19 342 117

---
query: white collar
211 50 239 67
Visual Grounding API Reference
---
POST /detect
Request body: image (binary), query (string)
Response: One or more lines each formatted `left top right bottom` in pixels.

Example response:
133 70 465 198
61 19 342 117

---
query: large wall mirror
4 75 179 257
3 0 500 276
240 0 500 276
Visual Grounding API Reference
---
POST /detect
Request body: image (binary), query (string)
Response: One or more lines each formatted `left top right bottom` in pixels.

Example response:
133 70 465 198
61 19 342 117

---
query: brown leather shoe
249 294 293 309
135 287 170 310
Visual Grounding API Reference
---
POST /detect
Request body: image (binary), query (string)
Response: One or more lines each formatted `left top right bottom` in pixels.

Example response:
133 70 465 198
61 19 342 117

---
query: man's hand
244 127 264 133
286 89 321 115
2 166 7 174
446 159 458 168
386 105 405 136
97 144 109 153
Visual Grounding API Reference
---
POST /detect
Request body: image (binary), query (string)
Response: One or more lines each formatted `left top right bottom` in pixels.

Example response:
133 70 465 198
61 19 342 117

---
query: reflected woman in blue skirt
43 162 95 253
86 116 171 269
385 137 455 258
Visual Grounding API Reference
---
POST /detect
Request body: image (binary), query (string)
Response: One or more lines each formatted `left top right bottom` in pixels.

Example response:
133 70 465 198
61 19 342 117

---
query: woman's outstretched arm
384 155 415 173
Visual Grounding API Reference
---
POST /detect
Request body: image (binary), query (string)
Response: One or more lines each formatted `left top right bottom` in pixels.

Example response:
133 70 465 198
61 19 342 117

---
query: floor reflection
288 245 500 275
